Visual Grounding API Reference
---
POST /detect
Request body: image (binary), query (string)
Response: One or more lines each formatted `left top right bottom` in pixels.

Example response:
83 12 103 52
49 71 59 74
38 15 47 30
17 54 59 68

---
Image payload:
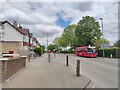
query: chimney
19 24 22 29
13 21 17 28
30 33 33 38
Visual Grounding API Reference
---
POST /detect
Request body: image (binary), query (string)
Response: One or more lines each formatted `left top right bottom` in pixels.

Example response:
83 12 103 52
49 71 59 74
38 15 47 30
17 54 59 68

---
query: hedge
98 48 117 58
60 50 75 54
34 47 43 56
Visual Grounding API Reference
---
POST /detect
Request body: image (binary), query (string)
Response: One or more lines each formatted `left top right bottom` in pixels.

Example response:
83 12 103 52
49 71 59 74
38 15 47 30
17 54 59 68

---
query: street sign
100 43 110 49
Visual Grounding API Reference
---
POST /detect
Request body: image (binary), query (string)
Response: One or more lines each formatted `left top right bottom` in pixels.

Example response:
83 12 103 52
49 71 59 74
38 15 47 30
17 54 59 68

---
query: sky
0 0 119 47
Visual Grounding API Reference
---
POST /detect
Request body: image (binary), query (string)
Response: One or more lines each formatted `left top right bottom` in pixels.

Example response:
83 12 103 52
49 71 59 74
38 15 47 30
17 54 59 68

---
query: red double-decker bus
75 46 97 58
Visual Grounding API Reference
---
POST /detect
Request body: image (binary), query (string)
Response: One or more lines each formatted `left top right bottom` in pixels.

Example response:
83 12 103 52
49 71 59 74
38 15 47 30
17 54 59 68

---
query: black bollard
66 55 68 66
76 60 80 76
48 53 50 62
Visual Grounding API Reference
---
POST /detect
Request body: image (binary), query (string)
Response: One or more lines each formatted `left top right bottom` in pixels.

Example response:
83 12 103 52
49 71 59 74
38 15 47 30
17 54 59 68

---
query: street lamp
99 18 104 37
47 34 48 53
99 17 105 58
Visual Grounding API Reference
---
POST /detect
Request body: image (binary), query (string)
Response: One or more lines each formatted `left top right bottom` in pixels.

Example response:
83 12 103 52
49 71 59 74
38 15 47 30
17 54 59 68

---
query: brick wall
0 41 22 54
0 61 2 84
2 57 26 82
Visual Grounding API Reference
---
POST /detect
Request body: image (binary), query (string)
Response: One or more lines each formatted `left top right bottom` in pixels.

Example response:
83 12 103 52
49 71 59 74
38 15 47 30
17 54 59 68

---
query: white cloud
0 1 118 46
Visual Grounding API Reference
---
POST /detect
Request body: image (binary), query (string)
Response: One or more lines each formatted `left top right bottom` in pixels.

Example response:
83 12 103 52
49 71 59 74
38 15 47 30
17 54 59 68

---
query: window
88 48 96 53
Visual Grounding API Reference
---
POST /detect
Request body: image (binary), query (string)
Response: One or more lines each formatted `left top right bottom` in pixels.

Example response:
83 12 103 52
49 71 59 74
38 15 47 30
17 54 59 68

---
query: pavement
2 53 91 88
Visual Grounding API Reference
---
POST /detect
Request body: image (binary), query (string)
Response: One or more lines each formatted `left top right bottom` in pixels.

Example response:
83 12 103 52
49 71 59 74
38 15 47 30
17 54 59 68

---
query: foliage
60 50 75 54
58 36 68 48
113 40 120 47
62 24 79 49
94 38 110 48
53 37 60 46
98 48 117 58
34 47 43 56
54 25 79 49
48 44 58 51
75 15 102 46
41 45 45 53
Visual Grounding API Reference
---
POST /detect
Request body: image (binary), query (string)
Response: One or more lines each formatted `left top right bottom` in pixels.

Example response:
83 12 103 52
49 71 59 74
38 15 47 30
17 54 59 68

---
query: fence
98 48 120 58
2 57 26 82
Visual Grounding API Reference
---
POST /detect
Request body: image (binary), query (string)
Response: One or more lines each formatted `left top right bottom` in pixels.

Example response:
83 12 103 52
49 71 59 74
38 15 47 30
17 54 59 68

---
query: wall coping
0 58 9 60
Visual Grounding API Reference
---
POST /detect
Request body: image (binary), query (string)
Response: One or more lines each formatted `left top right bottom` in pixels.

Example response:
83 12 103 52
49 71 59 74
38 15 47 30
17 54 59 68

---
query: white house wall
23 35 29 42
2 23 23 41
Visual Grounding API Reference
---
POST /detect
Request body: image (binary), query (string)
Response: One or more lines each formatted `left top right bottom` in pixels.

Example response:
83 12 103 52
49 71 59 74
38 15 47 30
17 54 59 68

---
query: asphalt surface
52 53 118 88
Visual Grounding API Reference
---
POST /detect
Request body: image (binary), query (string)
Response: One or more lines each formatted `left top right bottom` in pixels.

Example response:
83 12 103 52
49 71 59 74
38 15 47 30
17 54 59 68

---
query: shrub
98 48 117 58
34 47 43 56
60 50 75 54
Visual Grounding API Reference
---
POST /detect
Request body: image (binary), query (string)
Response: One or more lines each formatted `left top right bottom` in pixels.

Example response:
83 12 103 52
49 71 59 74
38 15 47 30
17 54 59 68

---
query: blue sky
56 13 73 28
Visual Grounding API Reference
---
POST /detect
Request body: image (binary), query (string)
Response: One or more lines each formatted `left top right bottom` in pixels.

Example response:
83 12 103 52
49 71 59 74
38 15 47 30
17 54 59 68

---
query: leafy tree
58 36 68 49
41 45 45 53
113 40 120 47
53 37 60 47
94 38 110 48
75 15 102 46
48 44 58 51
62 24 79 49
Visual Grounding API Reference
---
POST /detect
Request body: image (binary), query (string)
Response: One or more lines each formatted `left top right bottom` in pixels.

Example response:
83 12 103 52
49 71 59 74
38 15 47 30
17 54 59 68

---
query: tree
53 37 60 47
113 40 120 47
48 44 58 51
94 38 110 48
58 36 68 49
41 45 45 53
75 16 102 46
62 24 79 49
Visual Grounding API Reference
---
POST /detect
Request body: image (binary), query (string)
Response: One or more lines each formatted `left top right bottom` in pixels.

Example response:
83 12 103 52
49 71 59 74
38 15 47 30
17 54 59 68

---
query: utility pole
47 34 48 52
100 17 105 58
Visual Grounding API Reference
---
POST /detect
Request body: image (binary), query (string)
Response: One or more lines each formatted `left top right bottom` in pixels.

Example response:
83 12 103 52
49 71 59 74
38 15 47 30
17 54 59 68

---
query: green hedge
60 50 75 54
98 48 117 58
34 47 43 56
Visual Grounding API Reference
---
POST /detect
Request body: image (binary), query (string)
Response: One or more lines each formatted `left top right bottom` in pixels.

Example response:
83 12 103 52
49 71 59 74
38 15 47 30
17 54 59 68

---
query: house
0 21 24 54
18 28 30 50
0 20 40 55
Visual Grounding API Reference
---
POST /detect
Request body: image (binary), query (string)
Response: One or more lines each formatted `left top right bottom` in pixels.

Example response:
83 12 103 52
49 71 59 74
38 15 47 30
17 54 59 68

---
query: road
52 53 118 88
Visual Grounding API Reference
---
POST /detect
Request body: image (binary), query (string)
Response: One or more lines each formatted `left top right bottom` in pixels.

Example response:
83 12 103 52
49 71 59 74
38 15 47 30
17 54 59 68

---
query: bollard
28 55 30 62
48 53 50 62
66 55 68 66
110 54 113 58
76 60 80 76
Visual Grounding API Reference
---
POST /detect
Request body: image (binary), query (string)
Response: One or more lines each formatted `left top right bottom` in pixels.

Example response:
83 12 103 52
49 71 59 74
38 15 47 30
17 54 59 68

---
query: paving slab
2 53 91 88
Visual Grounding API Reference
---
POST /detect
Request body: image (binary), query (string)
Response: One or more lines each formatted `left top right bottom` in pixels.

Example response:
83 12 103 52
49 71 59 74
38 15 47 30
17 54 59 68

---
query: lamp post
99 17 105 58
99 18 104 37
47 34 48 53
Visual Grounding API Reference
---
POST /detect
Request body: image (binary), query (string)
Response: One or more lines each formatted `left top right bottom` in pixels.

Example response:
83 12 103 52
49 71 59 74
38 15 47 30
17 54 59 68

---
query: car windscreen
88 48 96 53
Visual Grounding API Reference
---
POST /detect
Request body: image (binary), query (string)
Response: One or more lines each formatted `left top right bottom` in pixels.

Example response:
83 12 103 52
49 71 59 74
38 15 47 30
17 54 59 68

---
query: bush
98 48 117 58
60 50 75 54
34 47 43 56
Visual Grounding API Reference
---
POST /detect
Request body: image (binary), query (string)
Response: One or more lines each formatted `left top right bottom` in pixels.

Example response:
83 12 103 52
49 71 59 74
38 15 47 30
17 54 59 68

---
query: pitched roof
0 22 4 26
18 29 30 35
0 20 25 34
